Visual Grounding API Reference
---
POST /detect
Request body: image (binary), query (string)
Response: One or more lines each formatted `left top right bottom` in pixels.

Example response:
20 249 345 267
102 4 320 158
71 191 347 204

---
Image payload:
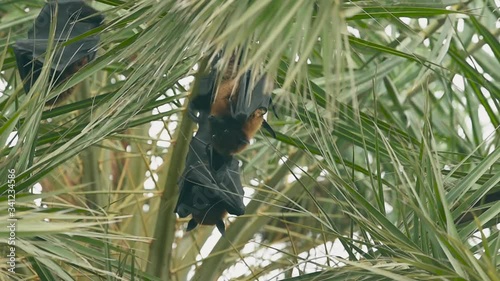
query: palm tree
1 0 498 280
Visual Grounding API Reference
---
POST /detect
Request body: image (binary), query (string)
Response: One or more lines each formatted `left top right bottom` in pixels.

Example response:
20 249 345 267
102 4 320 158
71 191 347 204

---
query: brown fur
210 79 238 118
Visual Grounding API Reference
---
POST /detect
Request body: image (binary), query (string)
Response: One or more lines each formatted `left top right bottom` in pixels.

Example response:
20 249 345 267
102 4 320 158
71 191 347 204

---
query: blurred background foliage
0 0 499 280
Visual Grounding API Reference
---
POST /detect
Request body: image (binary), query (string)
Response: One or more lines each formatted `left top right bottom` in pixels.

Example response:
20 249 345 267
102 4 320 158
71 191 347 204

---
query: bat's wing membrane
27 0 104 40
13 0 103 93
176 54 281 232
231 72 270 120
213 158 245 216
14 38 99 71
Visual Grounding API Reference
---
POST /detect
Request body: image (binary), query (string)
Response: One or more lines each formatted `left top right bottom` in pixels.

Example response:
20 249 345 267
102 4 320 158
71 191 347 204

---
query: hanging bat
189 54 276 156
175 111 245 235
13 0 103 104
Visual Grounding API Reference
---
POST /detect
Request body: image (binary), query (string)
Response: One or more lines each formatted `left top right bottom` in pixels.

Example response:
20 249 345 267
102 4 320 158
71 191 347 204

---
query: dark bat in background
174 110 245 235
190 54 276 156
209 71 275 155
13 0 103 104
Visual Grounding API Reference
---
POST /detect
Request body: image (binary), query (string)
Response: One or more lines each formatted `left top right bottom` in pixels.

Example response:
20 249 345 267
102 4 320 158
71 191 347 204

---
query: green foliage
0 0 498 280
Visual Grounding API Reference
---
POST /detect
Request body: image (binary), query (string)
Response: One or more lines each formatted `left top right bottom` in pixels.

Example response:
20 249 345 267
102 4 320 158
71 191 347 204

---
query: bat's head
208 115 249 155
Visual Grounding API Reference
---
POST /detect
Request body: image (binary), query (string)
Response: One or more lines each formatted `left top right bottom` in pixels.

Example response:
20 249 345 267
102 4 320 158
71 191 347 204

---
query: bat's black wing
175 159 245 219
13 0 103 93
211 154 245 216
190 53 274 121
175 112 245 233
231 72 271 120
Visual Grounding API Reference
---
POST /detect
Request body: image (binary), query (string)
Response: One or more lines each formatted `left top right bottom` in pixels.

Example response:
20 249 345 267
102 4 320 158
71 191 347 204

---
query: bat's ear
262 121 276 139
216 220 226 236
186 219 198 231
